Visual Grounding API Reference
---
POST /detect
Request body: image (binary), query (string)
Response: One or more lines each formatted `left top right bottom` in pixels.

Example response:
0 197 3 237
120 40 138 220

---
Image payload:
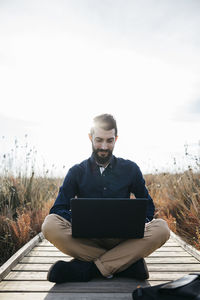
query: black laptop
71 198 148 238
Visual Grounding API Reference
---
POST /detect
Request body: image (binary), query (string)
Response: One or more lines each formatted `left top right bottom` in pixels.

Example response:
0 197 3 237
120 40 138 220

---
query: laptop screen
71 198 148 238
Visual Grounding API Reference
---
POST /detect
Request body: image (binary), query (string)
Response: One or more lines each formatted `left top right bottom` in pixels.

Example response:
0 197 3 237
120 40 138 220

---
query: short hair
90 114 118 136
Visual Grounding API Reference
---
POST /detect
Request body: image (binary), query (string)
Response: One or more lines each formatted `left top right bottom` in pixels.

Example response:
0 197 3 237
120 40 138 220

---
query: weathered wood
27 250 189 257
4 271 191 281
27 250 68 257
149 272 192 280
148 264 200 272
13 263 52 271
170 231 200 262
33 246 185 252
156 246 187 251
27 250 191 258
21 256 72 263
12 262 200 272
156 241 179 246
146 257 198 263
0 279 150 292
149 251 190 257
38 239 180 247
0 233 43 282
4 271 47 280
20 255 198 264
39 240 53 246
0 293 134 300
33 246 64 251
1 232 200 299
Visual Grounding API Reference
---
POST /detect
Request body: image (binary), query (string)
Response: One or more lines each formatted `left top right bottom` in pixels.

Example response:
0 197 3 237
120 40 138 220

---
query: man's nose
101 142 108 149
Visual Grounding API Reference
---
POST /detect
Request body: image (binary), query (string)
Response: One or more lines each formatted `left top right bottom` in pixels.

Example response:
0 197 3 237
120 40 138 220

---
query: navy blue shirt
50 155 155 222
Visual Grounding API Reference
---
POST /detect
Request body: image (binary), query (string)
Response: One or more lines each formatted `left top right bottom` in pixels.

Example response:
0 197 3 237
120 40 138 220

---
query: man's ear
88 133 92 141
115 136 118 142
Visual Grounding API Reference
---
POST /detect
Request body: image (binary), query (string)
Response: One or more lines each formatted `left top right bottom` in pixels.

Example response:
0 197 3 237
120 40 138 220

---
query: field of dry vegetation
0 174 62 266
0 140 200 266
145 170 200 250
0 139 63 266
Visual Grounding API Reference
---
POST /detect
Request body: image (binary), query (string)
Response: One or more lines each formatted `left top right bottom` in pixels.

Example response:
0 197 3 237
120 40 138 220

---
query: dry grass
0 174 62 266
0 137 64 266
145 170 200 250
1 169 199 266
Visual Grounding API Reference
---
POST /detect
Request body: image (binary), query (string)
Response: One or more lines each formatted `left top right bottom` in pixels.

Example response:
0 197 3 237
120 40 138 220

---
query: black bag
132 273 200 300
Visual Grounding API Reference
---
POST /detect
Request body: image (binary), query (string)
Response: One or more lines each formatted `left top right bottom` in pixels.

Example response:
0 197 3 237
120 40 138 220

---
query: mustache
97 149 109 153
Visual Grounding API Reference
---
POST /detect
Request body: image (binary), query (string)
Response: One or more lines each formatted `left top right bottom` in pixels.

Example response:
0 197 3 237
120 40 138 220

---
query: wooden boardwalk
0 232 200 299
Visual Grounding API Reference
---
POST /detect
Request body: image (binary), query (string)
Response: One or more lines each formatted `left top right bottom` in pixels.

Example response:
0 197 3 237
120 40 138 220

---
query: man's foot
116 258 149 280
47 259 101 283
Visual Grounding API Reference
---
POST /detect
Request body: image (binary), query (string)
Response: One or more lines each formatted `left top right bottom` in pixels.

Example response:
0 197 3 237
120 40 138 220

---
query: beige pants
42 214 170 277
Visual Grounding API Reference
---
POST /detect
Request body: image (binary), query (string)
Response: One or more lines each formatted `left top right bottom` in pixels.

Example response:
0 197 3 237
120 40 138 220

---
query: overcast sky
0 0 200 176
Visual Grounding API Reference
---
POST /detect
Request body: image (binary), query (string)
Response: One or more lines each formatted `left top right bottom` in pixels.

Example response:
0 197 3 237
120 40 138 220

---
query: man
42 114 170 283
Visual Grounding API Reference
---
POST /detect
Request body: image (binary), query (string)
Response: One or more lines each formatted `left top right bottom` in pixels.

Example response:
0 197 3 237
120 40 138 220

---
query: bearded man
42 113 170 283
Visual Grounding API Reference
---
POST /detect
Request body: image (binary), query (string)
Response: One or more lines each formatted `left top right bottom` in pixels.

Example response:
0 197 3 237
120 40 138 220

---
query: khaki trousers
42 214 170 277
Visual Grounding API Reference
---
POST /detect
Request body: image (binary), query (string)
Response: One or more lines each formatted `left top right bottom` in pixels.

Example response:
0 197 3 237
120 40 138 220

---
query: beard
92 145 113 165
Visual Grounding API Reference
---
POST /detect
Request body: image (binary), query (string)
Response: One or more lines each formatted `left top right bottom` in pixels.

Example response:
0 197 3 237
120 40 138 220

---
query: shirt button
104 187 107 190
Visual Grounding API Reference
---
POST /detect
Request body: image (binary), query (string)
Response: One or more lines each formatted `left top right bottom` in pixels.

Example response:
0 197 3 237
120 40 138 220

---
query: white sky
0 0 200 176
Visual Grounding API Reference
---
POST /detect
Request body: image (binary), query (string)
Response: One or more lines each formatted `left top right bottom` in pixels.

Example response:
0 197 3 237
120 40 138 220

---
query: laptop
71 198 148 238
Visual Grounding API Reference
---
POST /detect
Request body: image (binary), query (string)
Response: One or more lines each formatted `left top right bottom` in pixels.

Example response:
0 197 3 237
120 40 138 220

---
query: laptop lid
71 198 148 238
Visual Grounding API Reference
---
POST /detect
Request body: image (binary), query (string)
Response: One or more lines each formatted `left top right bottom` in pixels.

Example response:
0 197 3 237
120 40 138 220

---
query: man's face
89 127 117 165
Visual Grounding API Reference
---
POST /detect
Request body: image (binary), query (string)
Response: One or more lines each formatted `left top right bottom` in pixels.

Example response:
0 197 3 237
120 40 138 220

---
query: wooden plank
0 279 150 292
37 244 54 248
12 262 200 272
0 233 43 281
149 251 191 257
149 272 192 280
155 246 190 252
0 292 134 300
0 279 168 293
27 250 68 257
20 256 199 264
33 246 185 252
162 241 180 246
21 256 72 263
39 240 53 246
32 246 63 251
38 239 178 247
28 250 191 258
4 271 47 280
13 264 52 271
148 264 200 272
170 231 200 262
4 270 191 282
146 257 198 263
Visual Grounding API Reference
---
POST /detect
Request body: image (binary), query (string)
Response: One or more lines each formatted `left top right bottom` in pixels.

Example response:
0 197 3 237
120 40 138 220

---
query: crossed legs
42 214 170 277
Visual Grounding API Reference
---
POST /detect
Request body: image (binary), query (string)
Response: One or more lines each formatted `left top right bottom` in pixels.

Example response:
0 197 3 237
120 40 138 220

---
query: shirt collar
89 154 115 171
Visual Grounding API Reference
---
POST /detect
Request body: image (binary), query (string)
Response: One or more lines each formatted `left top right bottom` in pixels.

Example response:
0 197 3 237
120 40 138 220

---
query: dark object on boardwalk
47 258 149 284
132 273 200 300
117 258 149 280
